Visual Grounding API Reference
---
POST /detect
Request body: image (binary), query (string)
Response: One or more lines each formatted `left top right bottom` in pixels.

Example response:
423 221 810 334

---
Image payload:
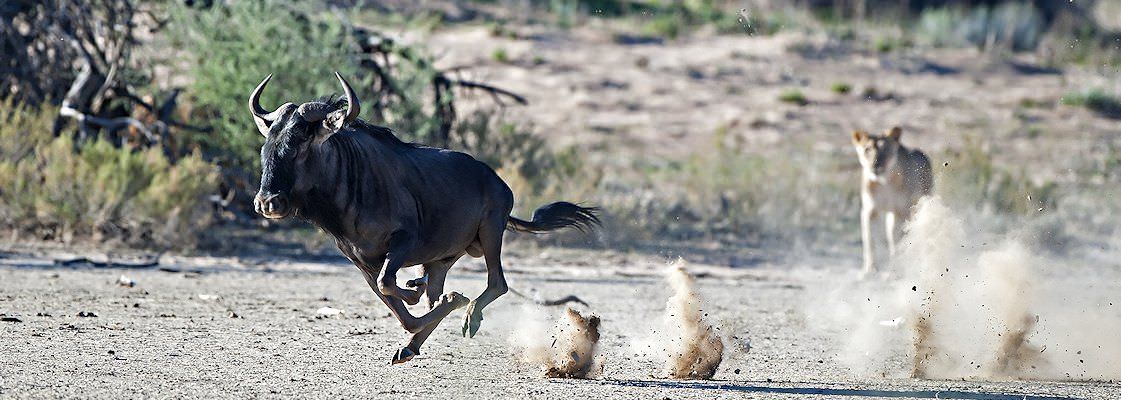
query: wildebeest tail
506 202 600 234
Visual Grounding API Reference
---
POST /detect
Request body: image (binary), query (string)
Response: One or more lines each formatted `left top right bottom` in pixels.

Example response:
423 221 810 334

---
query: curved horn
335 72 360 124
249 74 294 136
249 74 276 121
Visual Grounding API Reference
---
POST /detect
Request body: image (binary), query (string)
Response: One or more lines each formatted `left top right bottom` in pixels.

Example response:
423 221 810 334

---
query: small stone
116 275 135 287
316 306 345 318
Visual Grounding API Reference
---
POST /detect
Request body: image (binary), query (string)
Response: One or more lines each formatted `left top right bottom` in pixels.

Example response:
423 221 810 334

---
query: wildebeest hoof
405 273 429 289
461 301 484 338
400 288 424 306
438 292 469 309
391 347 416 364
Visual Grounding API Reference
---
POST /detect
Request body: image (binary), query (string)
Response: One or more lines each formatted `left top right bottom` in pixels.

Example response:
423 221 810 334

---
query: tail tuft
506 202 600 234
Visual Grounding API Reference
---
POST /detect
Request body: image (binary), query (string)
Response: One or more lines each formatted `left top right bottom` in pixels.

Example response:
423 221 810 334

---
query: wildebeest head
851 127 903 183
249 72 360 219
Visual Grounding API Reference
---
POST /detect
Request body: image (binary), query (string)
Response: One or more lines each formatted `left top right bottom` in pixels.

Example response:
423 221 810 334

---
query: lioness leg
884 211 899 258
462 215 509 338
860 207 878 277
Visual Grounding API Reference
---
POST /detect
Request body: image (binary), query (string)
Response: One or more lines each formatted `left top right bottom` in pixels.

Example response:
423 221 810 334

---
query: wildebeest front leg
377 232 425 305
463 217 509 338
393 259 468 364
360 267 466 333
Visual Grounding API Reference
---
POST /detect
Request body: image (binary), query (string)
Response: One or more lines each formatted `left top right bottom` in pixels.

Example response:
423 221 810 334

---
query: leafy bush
917 2 1044 51
642 0 743 39
778 89 809 105
169 0 466 171
830 82 852 95
0 99 219 247
1060 88 1121 118
491 47 510 63
168 0 369 171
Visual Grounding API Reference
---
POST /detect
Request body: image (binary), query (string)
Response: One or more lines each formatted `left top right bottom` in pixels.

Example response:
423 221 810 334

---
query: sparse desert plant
492 47 511 63
0 98 219 247
779 89 809 105
642 0 741 39
451 111 599 218
1060 88 1121 118
938 136 1057 216
831 82 852 94
917 2 1044 51
604 128 860 246
873 35 908 53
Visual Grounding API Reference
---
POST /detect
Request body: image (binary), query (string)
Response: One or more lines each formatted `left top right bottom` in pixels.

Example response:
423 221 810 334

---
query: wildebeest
248 73 600 363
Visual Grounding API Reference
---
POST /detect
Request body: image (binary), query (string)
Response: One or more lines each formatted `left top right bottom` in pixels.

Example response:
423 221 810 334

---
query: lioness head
851 127 903 182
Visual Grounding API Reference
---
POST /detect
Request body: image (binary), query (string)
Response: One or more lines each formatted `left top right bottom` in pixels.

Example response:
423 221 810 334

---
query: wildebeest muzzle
254 192 290 219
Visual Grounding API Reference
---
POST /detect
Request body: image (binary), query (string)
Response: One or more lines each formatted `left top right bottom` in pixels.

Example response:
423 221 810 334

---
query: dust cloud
509 305 602 379
808 195 1121 381
662 260 724 380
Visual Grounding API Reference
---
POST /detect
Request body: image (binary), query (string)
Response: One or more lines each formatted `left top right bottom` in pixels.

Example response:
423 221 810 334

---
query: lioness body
852 127 933 275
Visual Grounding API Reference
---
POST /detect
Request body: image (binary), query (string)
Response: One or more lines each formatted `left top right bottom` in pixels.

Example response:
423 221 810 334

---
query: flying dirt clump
512 306 602 379
663 261 724 380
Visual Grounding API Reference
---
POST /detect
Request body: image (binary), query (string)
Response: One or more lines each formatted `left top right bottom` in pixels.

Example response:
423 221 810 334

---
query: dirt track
1 248 1115 399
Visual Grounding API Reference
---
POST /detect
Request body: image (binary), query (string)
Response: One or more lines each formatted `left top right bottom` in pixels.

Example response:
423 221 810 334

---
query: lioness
851 127 933 276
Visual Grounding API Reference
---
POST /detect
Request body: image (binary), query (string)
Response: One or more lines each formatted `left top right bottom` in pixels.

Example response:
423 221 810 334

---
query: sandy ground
1 247 1116 399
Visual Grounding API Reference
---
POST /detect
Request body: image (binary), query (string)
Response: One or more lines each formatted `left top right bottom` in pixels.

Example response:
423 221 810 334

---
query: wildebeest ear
324 109 348 133
311 111 345 145
851 130 868 145
885 126 902 141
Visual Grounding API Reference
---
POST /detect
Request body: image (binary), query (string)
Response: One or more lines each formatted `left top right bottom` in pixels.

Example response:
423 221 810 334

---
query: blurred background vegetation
1 0 1118 259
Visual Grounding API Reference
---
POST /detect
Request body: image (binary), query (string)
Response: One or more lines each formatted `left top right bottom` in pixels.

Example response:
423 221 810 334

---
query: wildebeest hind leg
462 216 509 338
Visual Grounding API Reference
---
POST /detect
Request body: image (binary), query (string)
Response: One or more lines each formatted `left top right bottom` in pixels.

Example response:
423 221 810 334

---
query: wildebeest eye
288 132 309 145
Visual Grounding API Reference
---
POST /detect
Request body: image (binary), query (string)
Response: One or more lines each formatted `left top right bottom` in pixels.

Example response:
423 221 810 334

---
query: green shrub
0 99 219 247
169 1 461 170
830 82 852 94
1060 88 1121 117
778 89 809 105
168 0 369 171
873 35 908 53
642 0 741 39
917 2 1044 51
491 47 510 63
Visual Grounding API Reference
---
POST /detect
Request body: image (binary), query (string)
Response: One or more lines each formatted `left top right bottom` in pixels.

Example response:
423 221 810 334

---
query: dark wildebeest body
248 73 599 364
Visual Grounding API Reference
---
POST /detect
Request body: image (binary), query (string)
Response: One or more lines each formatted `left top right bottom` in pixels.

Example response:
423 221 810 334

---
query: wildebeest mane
314 95 418 149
